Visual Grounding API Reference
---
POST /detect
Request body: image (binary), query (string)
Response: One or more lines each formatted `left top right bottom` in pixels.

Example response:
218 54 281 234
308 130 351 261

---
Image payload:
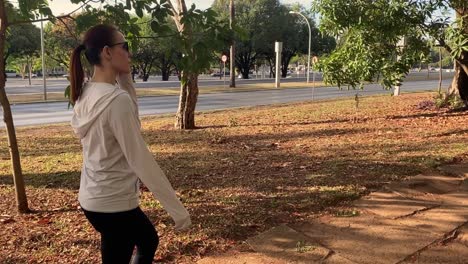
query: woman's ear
102 46 112 60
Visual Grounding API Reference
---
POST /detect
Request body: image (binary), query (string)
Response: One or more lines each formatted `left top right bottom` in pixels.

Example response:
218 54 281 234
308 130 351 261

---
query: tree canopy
5 23 40 62
212 0 335 78
44 17 80 69
313 0 468 96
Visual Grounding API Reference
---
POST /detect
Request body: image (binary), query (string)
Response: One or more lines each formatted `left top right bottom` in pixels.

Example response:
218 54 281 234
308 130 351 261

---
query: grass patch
334 209 360 217
0 92 467 263
296 241 316 253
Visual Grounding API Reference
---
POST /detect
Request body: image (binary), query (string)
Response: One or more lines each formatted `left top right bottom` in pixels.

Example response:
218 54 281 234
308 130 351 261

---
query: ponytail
69 25 120 104
69 44 86 104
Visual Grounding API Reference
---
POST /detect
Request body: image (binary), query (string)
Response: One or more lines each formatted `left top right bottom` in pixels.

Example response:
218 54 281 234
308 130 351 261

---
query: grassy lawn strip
0 92 467 263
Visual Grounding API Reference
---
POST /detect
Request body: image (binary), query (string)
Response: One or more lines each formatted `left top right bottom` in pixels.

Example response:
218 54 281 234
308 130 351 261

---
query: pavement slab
321 253 358 264
246 225 331 263
400 241 468 264
439 179 468 206
197 251 287 264
293 214 439 264
394 206 468 236
353 191 441 219
383 174 464 196
454 224 468 247
197 165 468 264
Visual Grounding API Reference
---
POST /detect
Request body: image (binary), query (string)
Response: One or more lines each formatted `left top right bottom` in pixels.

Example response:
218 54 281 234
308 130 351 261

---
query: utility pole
275 42 282 88
40 15 47 101
229 0 236 88
289 11 311 83
438 46 442 94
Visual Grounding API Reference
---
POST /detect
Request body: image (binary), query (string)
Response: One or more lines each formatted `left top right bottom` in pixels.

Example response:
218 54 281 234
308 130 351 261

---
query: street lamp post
40 15 47 101
289 11 311 84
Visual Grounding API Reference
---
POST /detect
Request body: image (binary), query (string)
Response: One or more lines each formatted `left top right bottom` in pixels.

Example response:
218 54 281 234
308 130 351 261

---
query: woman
69 24 191 264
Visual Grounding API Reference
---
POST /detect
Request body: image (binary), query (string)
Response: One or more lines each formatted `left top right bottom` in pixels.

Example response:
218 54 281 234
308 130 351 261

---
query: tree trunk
161 59 172 81
0 0 29 213
218 61 223 80
267 58 275 78
240 57 250 79
236 51 254 79
161 69 170 81
457 7 468 106
2 57 6 81
28 57 32 86
449 61 468 107
447 7 468 107
21 63 27 79
175 73 198 129
281 53 294 78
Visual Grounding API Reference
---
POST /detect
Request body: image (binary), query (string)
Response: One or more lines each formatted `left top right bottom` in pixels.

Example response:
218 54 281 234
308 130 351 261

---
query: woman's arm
108 94 191 230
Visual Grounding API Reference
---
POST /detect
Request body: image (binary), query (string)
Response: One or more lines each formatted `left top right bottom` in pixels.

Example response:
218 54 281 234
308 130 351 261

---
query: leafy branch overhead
77 1 233 78
313 0 468 90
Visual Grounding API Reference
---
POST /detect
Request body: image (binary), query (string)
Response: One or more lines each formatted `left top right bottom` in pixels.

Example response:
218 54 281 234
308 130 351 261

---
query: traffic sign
221 55 228 62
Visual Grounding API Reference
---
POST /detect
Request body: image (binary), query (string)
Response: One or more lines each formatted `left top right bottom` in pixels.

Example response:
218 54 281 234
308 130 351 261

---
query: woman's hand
174 215 192 231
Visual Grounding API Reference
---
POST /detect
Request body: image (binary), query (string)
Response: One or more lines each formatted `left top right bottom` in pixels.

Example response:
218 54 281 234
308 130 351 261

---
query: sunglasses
109 41 129 52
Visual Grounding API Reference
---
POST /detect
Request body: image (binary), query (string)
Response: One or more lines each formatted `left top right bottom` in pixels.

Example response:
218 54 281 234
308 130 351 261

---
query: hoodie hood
71 82 126 139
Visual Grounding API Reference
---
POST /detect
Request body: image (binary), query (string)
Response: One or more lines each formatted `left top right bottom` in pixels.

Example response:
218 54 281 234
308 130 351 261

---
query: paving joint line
395 220 468 264
393 204 441 220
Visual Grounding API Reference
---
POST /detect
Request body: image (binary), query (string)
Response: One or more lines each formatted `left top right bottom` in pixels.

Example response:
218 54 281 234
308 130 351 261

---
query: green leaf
136 8 143 18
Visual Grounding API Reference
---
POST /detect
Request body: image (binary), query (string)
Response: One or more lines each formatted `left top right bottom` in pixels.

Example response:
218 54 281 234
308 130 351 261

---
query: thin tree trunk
0 0 29 213
438 46 442 94
219 61 223 80
175 73 198 129
427 64 430 79
142 63 149 82
21 63 27 79
28 57 32 86
267 57 275 78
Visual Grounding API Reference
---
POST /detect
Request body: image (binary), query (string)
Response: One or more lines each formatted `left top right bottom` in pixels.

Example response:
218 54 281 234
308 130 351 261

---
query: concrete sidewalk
198 164 468 264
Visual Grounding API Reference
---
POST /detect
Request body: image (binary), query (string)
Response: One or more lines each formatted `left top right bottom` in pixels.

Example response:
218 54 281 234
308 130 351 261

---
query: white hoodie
71 75 191 230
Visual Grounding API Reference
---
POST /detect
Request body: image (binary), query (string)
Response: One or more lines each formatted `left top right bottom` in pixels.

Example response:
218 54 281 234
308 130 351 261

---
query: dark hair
69 24 119 104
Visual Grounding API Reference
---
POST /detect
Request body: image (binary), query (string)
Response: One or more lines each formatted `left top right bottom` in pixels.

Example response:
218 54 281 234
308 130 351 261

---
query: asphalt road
5 75 314 95
4 71 448 95
0 79 449 127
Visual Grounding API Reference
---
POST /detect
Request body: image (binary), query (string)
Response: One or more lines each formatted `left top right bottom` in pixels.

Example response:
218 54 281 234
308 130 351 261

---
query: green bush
434 93 465 109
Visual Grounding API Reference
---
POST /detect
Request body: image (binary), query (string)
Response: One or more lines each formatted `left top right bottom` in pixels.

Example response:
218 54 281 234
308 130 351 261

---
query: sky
48 0 311 15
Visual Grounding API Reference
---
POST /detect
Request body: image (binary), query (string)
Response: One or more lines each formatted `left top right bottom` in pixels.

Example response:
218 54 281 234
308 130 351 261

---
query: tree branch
168 0 182 32
57 17 79 42
9 0 97 26
136 34 179 39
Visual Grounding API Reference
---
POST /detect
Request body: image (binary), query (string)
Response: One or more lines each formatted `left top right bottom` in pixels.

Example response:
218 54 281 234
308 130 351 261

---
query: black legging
83 207 159 264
